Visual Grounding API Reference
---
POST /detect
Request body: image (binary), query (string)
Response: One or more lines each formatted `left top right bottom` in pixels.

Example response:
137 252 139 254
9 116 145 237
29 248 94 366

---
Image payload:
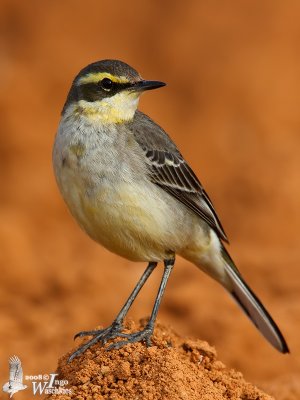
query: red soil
45 321 273 400
0 1 299 399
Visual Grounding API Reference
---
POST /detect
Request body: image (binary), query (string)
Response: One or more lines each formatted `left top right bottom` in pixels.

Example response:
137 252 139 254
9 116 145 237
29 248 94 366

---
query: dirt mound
45 320 272 400
1 2 299 400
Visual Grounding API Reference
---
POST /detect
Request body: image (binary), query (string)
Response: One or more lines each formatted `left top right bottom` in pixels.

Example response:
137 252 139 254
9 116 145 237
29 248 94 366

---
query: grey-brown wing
131 111 228 243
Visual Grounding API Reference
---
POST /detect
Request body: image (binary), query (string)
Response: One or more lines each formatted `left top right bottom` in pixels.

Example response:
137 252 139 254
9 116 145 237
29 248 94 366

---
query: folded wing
132 111 228 242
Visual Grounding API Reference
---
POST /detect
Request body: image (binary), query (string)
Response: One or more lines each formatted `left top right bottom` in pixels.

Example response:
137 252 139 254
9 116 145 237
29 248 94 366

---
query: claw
69 323 124 362
107 326 153 350
74 329 103 340
74 332 87 340
68 323 154 362
68 335 100 362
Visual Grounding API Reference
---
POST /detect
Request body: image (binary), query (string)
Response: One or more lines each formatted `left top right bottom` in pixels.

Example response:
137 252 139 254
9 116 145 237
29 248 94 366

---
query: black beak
132 80 166 92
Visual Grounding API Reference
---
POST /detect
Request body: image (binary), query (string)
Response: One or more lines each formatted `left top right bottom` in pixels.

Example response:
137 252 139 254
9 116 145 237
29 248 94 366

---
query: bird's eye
100 78 113 91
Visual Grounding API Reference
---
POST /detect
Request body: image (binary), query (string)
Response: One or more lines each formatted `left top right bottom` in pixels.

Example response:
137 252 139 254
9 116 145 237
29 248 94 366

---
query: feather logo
2 356 27 398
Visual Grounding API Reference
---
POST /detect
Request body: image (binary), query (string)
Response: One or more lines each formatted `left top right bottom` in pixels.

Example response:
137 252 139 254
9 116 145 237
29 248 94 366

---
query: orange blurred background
0 0 299 397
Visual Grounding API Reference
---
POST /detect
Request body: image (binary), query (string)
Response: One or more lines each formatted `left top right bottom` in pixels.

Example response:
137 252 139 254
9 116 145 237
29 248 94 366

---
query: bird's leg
108 257 175 350
69 261 157 362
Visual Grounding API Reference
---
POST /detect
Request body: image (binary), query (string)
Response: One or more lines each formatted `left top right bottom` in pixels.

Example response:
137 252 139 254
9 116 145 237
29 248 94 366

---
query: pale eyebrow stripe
78 72 130 85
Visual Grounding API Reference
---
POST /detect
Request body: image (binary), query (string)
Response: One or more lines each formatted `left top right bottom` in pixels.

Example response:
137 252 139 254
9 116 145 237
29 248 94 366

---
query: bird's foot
68 322 154 362
107 324 154 350
68 321 123 362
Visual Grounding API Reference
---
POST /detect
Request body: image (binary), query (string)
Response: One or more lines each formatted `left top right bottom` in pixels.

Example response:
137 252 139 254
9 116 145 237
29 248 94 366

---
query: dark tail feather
222 246 289 354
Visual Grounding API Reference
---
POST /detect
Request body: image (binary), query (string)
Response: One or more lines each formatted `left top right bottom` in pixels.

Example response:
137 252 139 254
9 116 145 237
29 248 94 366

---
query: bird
52 59 289 362
2 355 27 398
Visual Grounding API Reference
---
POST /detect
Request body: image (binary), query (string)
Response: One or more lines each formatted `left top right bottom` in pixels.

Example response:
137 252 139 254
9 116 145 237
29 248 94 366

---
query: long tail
221 246 289 353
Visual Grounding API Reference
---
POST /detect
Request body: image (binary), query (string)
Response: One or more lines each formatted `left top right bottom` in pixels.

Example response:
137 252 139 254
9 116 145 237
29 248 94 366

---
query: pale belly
53 119 211 264
57 166 199 262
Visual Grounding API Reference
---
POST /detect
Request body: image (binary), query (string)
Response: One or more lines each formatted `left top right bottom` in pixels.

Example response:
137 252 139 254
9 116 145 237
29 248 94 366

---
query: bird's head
63 59 166 124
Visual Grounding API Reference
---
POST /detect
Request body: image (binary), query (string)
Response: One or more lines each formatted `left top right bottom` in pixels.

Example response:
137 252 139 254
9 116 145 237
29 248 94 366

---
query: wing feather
9 356 23 384
131 111 228 243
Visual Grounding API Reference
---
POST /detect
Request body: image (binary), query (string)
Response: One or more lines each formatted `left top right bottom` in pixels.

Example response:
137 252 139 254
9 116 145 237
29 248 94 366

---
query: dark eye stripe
63 80 135 109
111 81 133 90
81 81 132 89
